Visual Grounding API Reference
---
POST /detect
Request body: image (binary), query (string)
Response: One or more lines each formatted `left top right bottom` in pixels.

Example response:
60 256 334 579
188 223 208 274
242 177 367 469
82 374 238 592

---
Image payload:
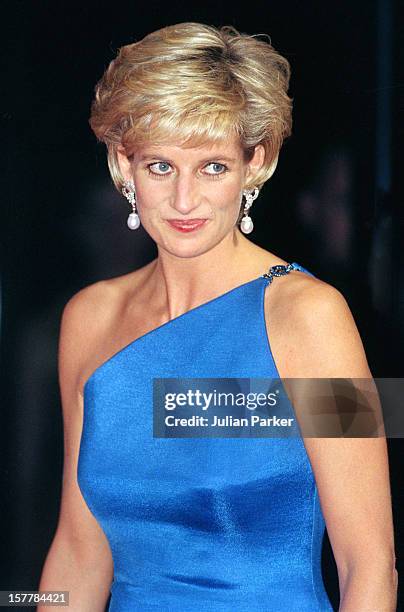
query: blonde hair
89 22 293 192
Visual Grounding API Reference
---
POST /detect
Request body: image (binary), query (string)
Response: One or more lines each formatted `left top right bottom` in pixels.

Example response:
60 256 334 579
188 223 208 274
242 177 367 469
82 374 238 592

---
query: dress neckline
82 261 302 395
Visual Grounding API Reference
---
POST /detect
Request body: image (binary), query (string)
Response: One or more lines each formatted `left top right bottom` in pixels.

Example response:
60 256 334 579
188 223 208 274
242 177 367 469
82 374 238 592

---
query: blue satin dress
77 262 334 611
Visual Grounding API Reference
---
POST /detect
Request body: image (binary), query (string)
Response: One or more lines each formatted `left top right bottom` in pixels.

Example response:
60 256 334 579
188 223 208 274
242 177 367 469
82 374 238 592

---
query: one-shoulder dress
77 262 335 611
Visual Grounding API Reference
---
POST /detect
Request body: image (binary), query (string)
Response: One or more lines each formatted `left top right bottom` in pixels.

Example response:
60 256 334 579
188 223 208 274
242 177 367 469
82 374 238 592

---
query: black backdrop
2 1 403 610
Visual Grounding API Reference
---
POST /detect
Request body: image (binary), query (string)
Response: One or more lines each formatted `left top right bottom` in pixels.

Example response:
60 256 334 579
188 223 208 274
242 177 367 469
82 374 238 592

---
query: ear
246 145 279 185
245 144 265 183
116 146 133 183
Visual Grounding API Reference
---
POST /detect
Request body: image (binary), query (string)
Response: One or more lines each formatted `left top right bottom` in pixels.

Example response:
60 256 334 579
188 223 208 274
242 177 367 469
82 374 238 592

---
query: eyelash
146 162 229 181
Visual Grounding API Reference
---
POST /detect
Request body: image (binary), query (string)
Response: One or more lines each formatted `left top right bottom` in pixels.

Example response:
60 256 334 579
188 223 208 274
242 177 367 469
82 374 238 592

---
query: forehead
133 135 244 162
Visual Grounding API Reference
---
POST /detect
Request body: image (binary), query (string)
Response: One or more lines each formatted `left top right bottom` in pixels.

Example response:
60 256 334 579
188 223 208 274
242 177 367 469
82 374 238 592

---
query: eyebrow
138 154 237 163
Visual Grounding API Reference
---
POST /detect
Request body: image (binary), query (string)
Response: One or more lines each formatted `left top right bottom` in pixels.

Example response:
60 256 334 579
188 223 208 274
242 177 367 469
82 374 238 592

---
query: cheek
216 184 243 211
205 177 243 204
133 180 163 210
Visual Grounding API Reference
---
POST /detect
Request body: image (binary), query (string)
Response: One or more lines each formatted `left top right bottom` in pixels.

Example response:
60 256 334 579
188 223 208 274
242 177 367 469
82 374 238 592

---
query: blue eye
205 162 226 175
149 162 171 174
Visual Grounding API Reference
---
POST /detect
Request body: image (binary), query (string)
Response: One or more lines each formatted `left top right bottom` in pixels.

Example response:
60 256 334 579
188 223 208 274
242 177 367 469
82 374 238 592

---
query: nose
171 173 201 215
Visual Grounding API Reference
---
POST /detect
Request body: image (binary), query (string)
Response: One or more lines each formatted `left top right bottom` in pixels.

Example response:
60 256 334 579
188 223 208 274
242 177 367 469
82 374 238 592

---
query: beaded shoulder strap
261 262 297 285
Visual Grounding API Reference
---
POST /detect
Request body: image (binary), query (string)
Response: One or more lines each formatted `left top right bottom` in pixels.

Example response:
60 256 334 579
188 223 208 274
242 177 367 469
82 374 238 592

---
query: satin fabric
77 262 334 611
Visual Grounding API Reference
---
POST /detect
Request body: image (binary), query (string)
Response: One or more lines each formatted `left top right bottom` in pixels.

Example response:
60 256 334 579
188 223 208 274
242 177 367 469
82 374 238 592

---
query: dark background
2 0 403 609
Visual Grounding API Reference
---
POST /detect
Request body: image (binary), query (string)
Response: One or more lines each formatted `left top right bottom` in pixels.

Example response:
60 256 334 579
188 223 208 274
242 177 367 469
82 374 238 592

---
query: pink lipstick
166 219 208 233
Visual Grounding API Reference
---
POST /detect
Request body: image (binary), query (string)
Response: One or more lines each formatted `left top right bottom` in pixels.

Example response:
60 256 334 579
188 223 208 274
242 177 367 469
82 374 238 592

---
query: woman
39 22 397 611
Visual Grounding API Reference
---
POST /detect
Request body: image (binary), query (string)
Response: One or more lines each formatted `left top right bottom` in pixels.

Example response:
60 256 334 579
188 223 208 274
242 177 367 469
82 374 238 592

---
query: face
117 134 265 258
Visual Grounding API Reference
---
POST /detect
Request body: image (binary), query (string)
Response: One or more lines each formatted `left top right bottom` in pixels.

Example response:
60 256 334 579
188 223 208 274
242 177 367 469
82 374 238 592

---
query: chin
163 242 212 259
159 233 224 259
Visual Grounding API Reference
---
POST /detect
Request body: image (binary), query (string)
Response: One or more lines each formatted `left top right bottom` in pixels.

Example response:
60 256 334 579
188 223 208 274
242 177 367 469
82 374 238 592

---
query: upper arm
271 279 396 575
53 284 113 570
276 279 372 379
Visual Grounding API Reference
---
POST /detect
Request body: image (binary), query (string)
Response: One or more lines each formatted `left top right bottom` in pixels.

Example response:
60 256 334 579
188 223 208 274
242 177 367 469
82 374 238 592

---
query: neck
148 228 266 320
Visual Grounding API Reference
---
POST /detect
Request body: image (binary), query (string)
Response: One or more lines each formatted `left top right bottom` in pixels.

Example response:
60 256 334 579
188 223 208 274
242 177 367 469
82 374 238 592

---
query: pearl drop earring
240 187 259 234
122 180 140 230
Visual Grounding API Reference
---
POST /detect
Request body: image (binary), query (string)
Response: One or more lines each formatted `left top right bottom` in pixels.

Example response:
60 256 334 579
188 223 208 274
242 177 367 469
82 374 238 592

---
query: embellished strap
262 262 296 285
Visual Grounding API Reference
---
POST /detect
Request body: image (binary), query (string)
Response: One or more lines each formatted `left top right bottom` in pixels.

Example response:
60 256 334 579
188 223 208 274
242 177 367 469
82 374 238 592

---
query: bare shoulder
61 273 131 331
264 268 372 378
58 279 117 398
61 277 121 356
59 264 152 396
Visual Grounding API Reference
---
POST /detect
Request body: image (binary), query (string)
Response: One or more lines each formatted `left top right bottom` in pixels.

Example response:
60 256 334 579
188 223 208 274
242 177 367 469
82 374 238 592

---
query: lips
166 219 208 232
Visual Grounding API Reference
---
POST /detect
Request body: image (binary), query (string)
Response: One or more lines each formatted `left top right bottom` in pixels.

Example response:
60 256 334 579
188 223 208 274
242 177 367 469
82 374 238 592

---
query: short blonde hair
89 22 293 192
